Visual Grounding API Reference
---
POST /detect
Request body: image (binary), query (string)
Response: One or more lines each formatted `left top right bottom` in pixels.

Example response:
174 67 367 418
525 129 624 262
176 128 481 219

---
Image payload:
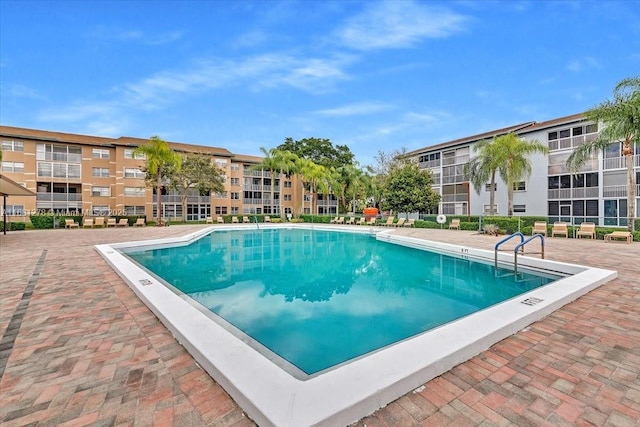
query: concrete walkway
0 226 638 426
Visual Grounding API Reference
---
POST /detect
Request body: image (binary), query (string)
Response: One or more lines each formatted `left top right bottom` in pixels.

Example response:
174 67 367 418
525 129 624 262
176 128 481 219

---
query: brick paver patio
0 225 638 426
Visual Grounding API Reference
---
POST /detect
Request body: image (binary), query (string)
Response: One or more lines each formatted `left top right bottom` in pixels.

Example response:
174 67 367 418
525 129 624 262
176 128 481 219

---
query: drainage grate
139 279 153 286
521 297 544 306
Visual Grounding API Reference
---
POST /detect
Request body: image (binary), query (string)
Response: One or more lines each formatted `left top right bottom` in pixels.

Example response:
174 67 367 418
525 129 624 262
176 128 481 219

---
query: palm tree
338 163 367 214
134 136 182 225
464 138 502 215
495 134 548 217
252 148 299 218
567 76 639 232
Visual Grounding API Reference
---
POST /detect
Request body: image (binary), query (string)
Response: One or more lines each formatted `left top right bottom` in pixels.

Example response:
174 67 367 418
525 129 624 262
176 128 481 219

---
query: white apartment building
407 113 640 227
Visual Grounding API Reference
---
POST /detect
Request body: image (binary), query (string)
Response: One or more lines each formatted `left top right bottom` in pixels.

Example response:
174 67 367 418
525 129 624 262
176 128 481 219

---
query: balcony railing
244 199 264 205
547 133 597 151
547 187 599 199
602 184 640 198
244 184 263 191
317 200 338 206
442 175 465 184
442 155 469 166
442 194 468 202
603 154 640 170
36 192 82 202
419 159 441 169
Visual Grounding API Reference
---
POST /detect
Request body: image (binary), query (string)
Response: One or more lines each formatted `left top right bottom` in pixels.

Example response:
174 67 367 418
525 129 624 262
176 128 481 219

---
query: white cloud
566 56 601 73
337 0 467 50
316 102 392 117
91 26 183 45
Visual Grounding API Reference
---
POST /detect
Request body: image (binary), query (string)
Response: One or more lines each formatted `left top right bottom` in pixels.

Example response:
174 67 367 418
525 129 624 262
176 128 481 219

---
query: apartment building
0 126 303 222
407 113 640 227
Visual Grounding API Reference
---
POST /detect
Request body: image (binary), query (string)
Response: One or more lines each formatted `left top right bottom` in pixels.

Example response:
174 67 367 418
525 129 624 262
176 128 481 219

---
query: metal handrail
494 232 524 267
513 234 545 274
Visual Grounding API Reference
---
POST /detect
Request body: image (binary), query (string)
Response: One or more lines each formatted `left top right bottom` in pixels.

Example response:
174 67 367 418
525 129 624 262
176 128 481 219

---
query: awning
0 174 35 197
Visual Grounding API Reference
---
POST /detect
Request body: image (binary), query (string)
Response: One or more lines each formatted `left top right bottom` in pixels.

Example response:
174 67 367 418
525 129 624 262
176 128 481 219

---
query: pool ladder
494 232 545 275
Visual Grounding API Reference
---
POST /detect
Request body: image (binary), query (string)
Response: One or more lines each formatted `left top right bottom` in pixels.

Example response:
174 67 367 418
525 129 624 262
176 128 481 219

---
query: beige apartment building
0 125 307 223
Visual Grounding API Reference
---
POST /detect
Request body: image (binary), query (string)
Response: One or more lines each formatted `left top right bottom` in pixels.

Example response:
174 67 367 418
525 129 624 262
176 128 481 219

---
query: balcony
243 184 263 191
442 194 468 202
602 184 640 198
317 200 338 206
419 159 441 169
547 133 597 151
442 155 469 166
36 192 82 202
244 199 264 205
442 175 465 184
603 154 640 170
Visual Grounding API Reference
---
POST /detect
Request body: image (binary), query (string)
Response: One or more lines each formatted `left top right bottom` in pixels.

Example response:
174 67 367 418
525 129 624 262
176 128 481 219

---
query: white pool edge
95 225 617 427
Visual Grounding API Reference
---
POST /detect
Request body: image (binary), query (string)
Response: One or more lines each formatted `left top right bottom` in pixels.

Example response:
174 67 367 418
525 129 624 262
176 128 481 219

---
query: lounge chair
133 218 145 227
107 218 117 227
116 218 129 227
366 217 376 226
206 216 213 224
335 217 345 224
94 217 105 228
345 217 355 225
551 221 568 238
395 218 406 227
82 218 94 228
243 216 250 223
383 217 395 227
217 216 224 224
232 216 239 224
264 216 271 223
65 218 79 229
329 216 339 224
576 222 596 239
449 218 460 230
532 221 547 236
604 231 632 244
404 218 415 228
356 217 365 225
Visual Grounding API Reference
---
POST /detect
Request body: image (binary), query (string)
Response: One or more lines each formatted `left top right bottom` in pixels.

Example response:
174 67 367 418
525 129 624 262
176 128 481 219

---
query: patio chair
116 218 129 227
394 218 406 227
366 217 377 226
264 216 271 223
232 216 239 224
94 217 105 228
133 218 146 227
449 218 460 230
356 217 365 225
329 216 339 224
82 218 94 228
551 221 568 238
383 216 395 227
107 218 117 227
404 218 415 228
575 222 596 239
335 217 345 224
206 217 213 224
243 216 250 223
217 216 224 224
532 221 547 236
345 217 355 225
604 231 632 244
65 218 79 229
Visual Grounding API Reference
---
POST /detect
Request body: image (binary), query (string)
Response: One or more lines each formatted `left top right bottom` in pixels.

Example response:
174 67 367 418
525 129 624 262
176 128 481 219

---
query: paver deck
0 225 638 426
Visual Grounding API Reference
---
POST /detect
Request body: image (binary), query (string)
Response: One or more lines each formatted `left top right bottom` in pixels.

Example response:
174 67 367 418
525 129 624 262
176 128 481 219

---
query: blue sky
1 0 639 167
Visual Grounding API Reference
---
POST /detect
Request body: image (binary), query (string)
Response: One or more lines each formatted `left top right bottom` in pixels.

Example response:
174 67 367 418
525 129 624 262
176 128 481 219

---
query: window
215 159 228 168
1 161 24 172
559 129 570 138
284 181 292 188
230 192 239 200
231 163 240 171
513 205 526 213
483 204 498 214
92 148 110 159
124 168 145 179
2 205 24 216
36 143 81 162
92 205 110 216
485 183 497 191
231 206 239 214
1 140 24 151
284 194 292 201
92 167 110 177
513 181 526 191
548 131 558 141
230 177 240 186
92 186 111 197
215 191 227 199
215 206 228 215
124 149 145 159
124 206 145 215
586 123 598 134
124 187 146 197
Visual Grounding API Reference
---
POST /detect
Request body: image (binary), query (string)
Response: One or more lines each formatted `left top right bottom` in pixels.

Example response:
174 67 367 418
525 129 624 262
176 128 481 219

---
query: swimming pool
125 228 558 377
96 225 617 426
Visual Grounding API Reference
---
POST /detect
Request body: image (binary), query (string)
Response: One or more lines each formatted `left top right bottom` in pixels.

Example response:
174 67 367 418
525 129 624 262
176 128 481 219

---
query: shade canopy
0 174 35 197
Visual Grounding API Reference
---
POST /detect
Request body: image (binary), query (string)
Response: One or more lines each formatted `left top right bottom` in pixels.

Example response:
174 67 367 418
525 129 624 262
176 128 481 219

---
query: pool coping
95 225 617 427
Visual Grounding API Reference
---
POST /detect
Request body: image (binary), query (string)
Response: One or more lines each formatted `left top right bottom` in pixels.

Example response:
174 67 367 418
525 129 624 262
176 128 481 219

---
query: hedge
0 221 26 231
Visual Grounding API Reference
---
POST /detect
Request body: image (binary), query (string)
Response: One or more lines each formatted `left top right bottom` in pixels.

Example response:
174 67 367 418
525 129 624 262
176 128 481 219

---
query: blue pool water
126 228 559 375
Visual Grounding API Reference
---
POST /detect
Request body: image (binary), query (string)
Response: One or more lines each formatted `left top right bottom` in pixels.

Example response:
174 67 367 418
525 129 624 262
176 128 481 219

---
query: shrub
0 221 26 231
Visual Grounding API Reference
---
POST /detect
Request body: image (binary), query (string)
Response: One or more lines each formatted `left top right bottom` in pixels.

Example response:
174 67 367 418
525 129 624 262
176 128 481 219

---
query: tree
567 76 640 232
134 136 182 225
252 148 299 218
380 163 440 216
495 134 548 217
277 137 355 170
464 138 502 216
170 154 225 222
338 163 367 214
297 159 329 215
